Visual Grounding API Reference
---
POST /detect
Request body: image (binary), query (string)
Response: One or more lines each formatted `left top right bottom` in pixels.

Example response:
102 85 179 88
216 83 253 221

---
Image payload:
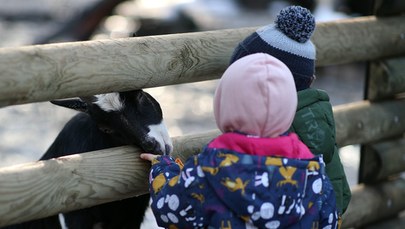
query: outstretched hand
140 153 160 162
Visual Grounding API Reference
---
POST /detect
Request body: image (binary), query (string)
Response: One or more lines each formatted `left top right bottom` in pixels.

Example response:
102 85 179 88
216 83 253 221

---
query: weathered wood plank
0 15 404 107
365 211 405 229
342 178 405 228
359 137 405 183
313 15 405 66
334 99 405 147
2 144 405 228
367 57 405 101
0 130 220 227
0 29 244 107
0 147 148 227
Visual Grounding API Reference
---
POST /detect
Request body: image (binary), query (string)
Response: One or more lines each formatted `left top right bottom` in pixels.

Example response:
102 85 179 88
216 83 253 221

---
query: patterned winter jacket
148 132 339 229
289 88 351 214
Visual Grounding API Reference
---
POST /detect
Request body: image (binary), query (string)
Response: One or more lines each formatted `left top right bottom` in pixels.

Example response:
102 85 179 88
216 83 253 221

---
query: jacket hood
214 53 298 138
297 88 330 110
198 147 326 228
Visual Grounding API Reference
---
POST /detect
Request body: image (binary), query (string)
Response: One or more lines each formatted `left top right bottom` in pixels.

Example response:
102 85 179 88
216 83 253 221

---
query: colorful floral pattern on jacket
148 133 339 229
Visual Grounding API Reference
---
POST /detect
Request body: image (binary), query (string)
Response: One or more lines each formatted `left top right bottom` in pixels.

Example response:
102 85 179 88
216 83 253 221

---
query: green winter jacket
289 88 351 214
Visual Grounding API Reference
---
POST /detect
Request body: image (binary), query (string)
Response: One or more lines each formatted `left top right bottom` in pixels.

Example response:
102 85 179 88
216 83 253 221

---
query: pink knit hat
214 53 297 138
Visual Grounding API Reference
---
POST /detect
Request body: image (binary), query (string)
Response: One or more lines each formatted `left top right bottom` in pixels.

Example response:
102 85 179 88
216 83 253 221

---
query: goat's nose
142 140 158 153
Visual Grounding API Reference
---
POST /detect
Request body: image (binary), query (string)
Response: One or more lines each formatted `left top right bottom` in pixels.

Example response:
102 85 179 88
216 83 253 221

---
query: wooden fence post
357 1 405 225
367 57 405 101
0 16 404 107
360 137 405 183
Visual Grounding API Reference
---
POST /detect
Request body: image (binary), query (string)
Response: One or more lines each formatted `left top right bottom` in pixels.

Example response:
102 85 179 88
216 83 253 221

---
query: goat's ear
50 99 88 112
79 96 97 103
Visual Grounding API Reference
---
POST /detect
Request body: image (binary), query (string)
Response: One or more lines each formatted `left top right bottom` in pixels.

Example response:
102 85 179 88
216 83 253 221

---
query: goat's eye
99 127 115 134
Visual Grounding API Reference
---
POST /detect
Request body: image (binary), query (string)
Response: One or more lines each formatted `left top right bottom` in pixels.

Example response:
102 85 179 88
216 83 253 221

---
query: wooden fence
0 11 405 229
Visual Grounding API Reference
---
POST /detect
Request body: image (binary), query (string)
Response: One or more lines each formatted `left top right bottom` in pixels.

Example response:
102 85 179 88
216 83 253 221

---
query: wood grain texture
364 213 405 229
367 57 405 101
0 15 404 107
360 137 405 183
0 29 251 107
342 178 405 228
0 147 150 226
0 131 220 227
313 15 405 66
334 99 405 147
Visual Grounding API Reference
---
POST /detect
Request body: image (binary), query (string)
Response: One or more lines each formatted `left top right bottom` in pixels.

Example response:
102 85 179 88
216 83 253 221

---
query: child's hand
140 153 160 162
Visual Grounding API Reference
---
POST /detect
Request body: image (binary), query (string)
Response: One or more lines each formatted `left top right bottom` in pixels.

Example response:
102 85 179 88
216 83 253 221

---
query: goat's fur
3 90 172 229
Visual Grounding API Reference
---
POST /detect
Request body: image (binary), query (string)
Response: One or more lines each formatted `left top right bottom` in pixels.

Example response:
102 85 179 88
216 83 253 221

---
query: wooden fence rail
361 137 405 183
1 14 405 228
367 57 405 101
0 15 404 107
334 99 405 146
342 178 405 228
0 131 216 227
1 98 405 226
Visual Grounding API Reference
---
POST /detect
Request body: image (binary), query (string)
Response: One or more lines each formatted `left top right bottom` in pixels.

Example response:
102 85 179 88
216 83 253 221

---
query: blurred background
0 0 372 227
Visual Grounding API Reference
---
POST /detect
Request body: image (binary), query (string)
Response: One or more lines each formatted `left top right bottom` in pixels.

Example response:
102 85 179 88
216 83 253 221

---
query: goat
3 89 172 229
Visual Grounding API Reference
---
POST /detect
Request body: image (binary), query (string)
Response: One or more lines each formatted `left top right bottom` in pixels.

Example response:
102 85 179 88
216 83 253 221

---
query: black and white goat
4 90 172 229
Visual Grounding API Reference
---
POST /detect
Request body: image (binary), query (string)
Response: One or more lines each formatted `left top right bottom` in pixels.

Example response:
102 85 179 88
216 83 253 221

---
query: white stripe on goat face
147 121 173 155
94 93 124 112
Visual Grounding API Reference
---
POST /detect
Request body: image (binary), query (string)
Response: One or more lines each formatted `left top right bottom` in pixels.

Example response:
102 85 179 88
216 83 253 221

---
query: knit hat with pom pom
230 6 316 91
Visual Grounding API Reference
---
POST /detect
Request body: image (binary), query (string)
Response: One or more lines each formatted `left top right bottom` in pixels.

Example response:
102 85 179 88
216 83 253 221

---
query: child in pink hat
141 53 339 228
230 5 351 215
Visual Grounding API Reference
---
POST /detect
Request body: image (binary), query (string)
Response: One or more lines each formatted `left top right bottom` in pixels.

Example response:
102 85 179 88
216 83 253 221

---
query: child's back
141 53 339 228
229 5 351 214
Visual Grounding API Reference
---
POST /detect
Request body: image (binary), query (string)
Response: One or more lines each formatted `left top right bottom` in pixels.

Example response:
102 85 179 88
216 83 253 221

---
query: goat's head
51 90 173 155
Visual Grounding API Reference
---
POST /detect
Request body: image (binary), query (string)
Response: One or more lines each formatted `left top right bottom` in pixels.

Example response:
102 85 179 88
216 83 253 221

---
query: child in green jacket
229 5 351 215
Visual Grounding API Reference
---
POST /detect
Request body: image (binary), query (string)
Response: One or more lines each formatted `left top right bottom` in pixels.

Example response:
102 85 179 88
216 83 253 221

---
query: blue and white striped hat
230 6 316 91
